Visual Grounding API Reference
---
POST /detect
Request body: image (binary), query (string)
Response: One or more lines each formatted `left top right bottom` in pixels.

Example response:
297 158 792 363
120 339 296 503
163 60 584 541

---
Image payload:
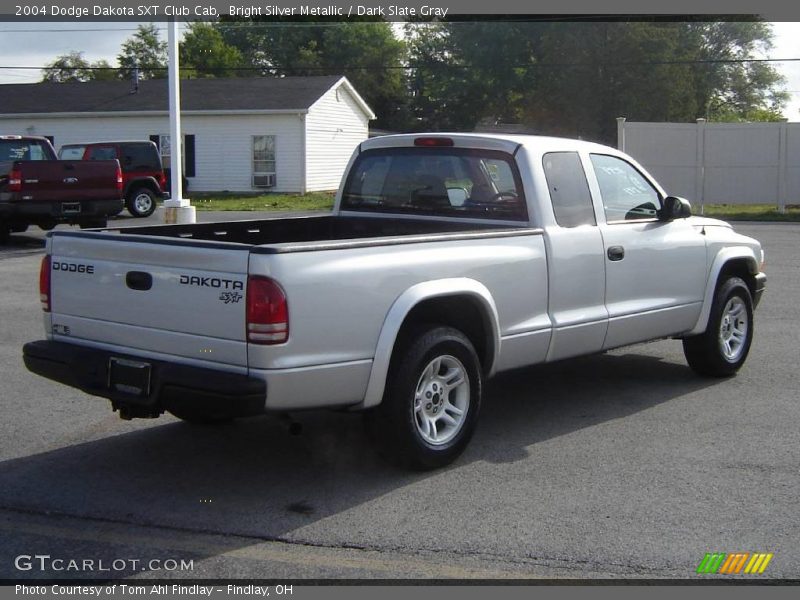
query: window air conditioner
253 173 276 188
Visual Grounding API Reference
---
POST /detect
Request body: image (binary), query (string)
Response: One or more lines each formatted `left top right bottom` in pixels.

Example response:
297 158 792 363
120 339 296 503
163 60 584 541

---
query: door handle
607 245 625 261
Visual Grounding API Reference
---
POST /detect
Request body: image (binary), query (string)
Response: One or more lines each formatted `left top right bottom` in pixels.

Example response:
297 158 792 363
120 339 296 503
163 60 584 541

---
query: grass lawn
187 193 800 222
190 192 335 212
700 204 800 222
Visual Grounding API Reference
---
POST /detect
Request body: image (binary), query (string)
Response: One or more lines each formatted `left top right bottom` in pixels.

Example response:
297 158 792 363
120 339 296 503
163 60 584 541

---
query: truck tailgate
18 160 119 202
47 233 250 371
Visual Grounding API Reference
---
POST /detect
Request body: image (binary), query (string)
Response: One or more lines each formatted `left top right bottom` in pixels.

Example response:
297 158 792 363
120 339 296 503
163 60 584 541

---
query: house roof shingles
0 75 345 115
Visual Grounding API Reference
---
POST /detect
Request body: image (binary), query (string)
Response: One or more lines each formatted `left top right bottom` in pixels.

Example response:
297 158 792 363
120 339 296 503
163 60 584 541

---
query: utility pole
163 18 195 224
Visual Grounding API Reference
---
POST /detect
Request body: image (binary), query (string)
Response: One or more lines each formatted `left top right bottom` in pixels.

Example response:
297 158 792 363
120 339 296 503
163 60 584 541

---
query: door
541 151 608 361
589 153 708 349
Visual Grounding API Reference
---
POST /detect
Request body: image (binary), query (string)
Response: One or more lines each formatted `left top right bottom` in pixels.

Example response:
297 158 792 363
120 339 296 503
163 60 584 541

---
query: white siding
187 114 304 193
0 113 304 193
305 83 370 192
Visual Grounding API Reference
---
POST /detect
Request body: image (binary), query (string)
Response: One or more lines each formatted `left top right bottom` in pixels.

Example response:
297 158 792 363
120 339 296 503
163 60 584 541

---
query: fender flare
124 177 161 199
688 247 759 336
358 278 501 409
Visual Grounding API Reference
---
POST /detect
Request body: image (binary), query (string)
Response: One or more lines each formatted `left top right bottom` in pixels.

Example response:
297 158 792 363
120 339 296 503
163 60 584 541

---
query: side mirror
659 196 692 221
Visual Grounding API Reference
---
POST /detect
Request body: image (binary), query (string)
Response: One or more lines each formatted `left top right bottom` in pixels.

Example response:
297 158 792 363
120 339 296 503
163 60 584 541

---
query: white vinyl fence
617 118 800 210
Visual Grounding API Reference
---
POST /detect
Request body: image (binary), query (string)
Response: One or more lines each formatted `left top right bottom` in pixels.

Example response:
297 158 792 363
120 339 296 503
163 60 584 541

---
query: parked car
58 140 166 218
1 135 123 242
23 133 766 469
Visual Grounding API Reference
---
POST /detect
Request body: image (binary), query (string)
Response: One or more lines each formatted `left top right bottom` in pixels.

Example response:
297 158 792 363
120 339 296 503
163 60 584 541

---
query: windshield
341 147 527 221
0 139 53 162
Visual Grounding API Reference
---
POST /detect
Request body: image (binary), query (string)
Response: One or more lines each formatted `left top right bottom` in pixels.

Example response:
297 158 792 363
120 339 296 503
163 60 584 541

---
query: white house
0 75 375 193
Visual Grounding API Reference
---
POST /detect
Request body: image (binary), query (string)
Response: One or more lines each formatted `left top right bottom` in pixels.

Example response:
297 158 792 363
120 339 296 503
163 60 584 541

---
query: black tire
683 276 754 377
0 222 9 244
126 187 157 218
365 325 482 470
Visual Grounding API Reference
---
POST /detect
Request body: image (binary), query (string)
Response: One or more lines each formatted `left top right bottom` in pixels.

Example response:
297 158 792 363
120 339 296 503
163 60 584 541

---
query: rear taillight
246 276 288 344
115 163 123 193
8 167 22 192
39 255 51 313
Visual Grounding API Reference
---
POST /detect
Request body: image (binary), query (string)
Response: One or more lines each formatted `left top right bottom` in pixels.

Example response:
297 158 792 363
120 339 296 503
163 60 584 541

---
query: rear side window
341 147 527 221
59 145 85 160
0 139 52 161
88 146 117 161
120 143 161 172
542 152 596 227
590 154 661 222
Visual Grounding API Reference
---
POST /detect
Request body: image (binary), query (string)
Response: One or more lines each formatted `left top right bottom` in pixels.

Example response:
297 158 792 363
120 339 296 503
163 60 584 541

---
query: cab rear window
1 139 52 161
341 147 528 221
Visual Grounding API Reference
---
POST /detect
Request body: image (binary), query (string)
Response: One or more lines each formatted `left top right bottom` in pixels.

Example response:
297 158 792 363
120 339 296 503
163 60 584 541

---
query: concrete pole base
164 202 196 224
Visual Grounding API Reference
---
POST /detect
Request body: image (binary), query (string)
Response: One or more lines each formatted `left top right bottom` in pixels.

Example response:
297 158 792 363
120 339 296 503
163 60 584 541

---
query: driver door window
590 154 660 222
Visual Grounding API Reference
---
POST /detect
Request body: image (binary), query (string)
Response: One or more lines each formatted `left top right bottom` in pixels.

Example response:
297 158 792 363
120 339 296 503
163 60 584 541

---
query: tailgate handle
126 271 153 291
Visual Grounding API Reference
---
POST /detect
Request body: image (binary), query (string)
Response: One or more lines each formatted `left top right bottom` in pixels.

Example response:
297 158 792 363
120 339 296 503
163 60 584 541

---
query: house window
252 135 276 188
151 134 195 178
158 134 183 170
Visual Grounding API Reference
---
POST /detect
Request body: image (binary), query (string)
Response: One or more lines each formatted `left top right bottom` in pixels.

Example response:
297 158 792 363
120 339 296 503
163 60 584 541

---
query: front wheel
683 276 754 377
365 325 482 470
127 187 157 218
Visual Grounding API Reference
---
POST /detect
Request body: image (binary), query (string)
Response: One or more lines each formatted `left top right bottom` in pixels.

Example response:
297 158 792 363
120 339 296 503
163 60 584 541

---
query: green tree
117 24 167 81
179 22 243 78
88 59 118 82
217 17 408 130
40 51 118 83
685 22 788 121
407 20 788 142
41 51 93 82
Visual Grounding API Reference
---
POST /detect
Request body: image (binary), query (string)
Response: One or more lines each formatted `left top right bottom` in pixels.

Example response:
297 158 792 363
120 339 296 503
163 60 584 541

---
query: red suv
59 141 166 217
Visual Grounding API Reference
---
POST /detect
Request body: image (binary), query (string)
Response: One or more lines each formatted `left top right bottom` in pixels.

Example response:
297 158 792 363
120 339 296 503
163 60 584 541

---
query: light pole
163 17 196 224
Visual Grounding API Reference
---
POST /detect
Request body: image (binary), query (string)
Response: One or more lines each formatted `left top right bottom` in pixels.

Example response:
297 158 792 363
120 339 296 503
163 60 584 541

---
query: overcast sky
0 21 798 120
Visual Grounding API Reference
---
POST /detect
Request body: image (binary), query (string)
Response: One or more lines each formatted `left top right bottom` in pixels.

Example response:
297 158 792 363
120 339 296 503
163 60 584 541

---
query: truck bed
92 214 530 251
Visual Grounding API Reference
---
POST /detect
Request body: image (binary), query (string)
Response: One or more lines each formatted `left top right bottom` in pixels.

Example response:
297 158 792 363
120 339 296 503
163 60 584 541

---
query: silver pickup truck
23 134 766 469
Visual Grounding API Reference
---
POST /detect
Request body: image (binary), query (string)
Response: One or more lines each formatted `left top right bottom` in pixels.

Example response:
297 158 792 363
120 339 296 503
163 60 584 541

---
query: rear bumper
0 198 124 223
22 340 266 419
754 272 766 308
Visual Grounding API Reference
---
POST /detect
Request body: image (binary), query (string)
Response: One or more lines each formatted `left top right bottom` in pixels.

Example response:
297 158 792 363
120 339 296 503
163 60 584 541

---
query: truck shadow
0 232 45 254
0 350 719 578
0 214 137 252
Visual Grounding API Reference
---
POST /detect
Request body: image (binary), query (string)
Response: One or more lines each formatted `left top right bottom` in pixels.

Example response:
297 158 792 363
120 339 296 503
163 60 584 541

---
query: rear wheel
127 187 157 218
683 276 754 377
365 325 482 470
0 222 9 244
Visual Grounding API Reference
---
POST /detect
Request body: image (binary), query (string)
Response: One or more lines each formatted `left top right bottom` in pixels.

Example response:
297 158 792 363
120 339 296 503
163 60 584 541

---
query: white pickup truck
23 134 766 469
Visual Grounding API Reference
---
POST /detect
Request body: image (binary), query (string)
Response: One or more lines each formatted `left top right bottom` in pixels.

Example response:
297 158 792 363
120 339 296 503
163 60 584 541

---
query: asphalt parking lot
0 216 797 580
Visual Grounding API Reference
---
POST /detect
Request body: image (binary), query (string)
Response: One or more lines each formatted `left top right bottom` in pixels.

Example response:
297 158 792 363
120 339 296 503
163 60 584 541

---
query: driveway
0 220 796 581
